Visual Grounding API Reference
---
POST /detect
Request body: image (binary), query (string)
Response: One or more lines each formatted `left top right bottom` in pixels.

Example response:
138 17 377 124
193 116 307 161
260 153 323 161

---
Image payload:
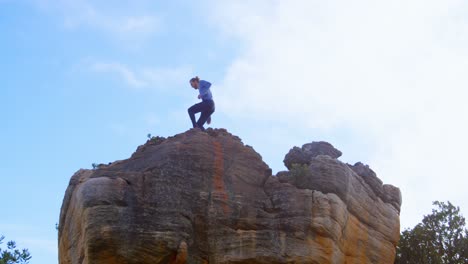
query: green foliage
147 135 165 144
289 163 310 187
0 235 31 264
146 133 166 144
395 201 468 264
91 162 112 170
290 163 309 178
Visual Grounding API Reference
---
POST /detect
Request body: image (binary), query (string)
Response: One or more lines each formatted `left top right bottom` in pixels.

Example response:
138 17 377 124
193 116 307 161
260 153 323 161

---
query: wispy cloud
90 61 193 90
208 0 468 228
141 67 195 88
33 0 162 43
92 62 148 88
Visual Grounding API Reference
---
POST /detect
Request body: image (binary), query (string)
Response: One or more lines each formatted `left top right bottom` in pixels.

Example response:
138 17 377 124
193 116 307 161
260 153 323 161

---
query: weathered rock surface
59 129 402 264
283 141 342 170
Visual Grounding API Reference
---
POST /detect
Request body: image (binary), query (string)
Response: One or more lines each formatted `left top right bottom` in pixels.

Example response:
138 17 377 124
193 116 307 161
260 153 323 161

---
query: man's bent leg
197 108 215 131
188 102 204 128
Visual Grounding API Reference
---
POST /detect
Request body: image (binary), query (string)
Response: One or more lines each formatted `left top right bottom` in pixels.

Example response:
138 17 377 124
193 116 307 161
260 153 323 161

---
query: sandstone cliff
58 128 401 264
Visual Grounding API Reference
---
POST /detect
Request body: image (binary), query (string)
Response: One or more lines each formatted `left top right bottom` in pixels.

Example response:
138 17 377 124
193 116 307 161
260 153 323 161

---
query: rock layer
59 129 401 264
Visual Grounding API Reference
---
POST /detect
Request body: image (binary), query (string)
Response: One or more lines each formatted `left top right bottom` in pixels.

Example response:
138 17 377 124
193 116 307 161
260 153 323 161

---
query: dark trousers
188 100 215 131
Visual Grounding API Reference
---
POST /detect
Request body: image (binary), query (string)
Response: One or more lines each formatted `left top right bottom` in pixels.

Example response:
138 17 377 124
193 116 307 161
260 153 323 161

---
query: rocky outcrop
283 141 342 170
58 129 402 264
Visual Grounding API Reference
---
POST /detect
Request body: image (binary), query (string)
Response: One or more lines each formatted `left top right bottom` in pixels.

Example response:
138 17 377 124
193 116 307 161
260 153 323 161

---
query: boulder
284 141 342 170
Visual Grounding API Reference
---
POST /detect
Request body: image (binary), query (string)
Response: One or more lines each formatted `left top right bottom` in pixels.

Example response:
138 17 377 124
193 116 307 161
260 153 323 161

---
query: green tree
0 235 31 264
395 201 468 264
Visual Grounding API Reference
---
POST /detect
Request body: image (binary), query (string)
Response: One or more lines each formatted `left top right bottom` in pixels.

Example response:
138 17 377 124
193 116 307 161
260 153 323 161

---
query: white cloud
142 67 195 89
92 62 148 88
91 61 193 90
207 0 468 228
119 16 159 34
33 0 162 42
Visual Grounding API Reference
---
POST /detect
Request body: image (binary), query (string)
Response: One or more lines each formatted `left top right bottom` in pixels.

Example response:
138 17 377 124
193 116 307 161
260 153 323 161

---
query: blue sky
2 1 468 263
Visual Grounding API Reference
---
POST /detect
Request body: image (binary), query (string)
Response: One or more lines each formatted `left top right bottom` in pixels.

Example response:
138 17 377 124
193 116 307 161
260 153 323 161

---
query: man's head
190 76 200 89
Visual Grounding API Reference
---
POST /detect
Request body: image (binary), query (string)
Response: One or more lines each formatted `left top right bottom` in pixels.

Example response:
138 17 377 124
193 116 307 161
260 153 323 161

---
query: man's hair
190 76 200 83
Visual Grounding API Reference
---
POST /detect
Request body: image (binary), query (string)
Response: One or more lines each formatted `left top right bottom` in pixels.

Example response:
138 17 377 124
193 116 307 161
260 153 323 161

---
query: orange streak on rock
170 241 187 264
343 214 370 263
213 140 230 215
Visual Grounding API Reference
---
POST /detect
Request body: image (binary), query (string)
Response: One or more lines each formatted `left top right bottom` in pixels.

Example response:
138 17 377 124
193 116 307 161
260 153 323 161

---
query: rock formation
58 128 401 264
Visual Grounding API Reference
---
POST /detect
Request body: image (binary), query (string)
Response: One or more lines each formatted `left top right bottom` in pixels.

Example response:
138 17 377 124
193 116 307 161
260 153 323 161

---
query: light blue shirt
199 80 213 101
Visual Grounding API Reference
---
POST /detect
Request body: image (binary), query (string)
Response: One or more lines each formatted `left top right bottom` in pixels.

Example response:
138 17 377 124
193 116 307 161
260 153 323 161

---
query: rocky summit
58 128 402 264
